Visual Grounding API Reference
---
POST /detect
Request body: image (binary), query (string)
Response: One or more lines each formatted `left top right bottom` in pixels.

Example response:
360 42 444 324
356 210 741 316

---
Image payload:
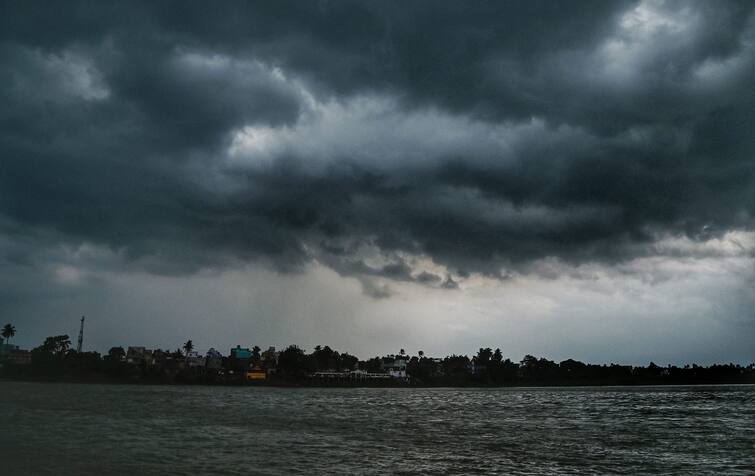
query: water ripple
1 383 753 475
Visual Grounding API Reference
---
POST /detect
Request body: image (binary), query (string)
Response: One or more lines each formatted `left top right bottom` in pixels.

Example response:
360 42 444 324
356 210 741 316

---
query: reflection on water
1 382 753 475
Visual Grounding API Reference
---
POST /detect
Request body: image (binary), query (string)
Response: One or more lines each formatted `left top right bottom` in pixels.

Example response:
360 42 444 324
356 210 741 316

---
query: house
8 349 32 365
162 351 186 371
0 341 19 360
186 351 206 368
230 345 252 359
229 345 252 371
381 355 409 379
151 349 168 368
205 348 223 370
126 346 153 365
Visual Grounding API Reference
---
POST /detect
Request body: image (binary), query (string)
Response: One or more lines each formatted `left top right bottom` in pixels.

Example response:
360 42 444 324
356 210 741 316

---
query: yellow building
246 368 266 381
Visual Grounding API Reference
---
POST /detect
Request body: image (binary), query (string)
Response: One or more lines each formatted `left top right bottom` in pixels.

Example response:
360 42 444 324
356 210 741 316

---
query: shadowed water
0 382 753 475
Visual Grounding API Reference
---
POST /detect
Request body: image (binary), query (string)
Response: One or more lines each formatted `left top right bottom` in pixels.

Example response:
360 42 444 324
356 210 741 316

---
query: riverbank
3 372 754 388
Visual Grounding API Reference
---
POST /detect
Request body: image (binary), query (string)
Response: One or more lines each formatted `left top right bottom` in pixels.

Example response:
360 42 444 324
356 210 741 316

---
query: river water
0 382 753 475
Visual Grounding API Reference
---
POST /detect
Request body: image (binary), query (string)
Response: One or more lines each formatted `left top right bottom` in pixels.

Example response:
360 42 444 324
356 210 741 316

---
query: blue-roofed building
230 345 252 359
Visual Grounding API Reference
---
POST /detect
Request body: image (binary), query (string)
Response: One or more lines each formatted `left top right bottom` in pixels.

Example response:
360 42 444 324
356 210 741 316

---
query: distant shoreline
3 375 754 389
3 339 753 389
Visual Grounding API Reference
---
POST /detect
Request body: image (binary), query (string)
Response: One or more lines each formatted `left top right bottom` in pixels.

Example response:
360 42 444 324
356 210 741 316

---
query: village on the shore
1 322 754 387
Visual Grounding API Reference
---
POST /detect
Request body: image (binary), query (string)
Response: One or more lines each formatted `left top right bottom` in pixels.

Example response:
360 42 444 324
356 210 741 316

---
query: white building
381 355 408 379
186 351 206 368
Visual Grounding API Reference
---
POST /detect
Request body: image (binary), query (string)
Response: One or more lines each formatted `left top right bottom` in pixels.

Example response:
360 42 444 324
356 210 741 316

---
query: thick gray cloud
1 0 755 357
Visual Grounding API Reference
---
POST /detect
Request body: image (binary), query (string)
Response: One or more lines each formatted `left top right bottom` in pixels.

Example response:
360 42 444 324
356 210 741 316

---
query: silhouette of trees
311 345 340 371
261 347 277 371
30 335 71 373
103 346 127 377
361 357 382 373
107 347 126 361
498 358 519 382
520 355 558 381
442 355 471 384
4 332 755 386
2 324 16 345
251 345 261 366
340 353 359 371
520 354 538 371
407 353 438 383
278 345 307 377
476 348 493 363
41 335 71 356
559 359 588 381
469 348 506 383
65 350 102 374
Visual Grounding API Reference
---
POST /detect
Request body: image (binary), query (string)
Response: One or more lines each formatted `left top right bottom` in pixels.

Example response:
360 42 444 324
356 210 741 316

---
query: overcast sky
2 0 754 364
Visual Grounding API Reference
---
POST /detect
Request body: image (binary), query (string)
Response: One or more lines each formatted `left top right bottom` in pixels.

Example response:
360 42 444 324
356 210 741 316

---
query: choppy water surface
0 382 753 475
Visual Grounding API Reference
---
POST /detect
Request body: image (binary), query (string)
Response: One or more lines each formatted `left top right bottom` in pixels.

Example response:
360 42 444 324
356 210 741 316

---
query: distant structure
76 316 85 353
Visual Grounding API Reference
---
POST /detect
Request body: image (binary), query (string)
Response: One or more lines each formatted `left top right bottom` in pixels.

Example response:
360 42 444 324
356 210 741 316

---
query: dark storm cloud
2 0 755 289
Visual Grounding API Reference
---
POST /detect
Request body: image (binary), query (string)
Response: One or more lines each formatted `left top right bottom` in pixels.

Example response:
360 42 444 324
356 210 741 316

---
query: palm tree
183 340 194 357
2 324 16 345
251 345 261 365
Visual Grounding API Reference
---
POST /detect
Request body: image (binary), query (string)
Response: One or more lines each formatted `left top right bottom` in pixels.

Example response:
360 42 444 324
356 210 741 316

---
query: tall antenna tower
77 315 85 353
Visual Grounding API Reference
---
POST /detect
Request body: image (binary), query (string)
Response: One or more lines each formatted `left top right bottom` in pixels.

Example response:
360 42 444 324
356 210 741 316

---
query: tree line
1 328 754 386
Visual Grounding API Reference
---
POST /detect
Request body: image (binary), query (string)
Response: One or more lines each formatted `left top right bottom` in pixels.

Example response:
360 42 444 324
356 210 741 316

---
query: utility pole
77 315 85 353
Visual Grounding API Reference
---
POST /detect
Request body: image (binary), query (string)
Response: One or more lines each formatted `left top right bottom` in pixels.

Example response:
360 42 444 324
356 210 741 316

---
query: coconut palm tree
2 324 16 345
183 340 194 356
